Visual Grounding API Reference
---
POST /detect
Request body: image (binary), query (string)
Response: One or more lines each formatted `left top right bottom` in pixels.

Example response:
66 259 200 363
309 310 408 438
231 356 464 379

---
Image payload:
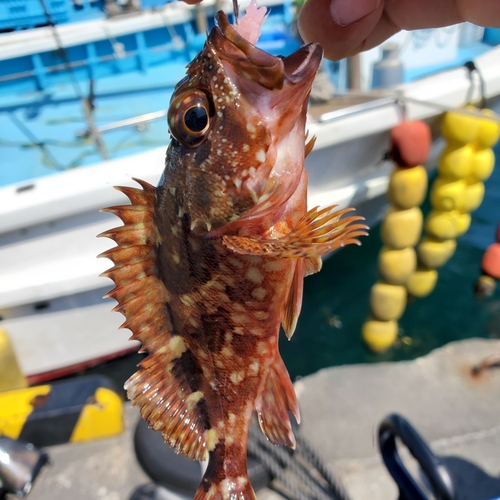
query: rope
248 424 351 500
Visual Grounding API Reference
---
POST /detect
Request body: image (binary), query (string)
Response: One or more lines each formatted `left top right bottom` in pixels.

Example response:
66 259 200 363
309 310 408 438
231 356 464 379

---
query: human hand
297 0 500 60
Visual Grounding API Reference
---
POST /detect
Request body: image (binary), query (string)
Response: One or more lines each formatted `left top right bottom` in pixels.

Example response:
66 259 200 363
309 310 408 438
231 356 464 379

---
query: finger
298 0 500 61
180 0 203 4
298 0 398 60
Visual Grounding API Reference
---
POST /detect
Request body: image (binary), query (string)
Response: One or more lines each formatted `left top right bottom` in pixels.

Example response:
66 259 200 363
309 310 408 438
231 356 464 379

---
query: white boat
1 2 499 383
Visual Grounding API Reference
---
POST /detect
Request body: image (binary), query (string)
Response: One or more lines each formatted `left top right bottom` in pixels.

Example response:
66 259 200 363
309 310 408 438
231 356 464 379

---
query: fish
99 3 367 499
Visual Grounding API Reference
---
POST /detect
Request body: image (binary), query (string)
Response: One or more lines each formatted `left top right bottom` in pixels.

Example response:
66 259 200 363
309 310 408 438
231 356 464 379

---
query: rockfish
100 3 366 499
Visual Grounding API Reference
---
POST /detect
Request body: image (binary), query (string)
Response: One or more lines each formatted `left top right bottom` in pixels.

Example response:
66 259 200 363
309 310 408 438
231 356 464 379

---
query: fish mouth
213 11 322 90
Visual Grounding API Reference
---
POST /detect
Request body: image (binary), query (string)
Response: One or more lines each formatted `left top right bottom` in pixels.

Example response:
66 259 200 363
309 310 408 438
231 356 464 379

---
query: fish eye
183 105 208 133
168 89 214 148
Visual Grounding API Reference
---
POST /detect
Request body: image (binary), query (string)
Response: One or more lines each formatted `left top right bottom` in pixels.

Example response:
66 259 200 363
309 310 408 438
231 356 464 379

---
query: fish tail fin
193 474 256 500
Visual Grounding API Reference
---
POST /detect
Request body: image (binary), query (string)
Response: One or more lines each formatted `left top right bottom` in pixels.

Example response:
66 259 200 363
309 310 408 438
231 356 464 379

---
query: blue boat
0 0 499 381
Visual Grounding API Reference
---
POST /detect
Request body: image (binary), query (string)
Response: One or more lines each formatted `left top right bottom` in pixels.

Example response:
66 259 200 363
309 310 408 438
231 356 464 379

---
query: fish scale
100 6 367 500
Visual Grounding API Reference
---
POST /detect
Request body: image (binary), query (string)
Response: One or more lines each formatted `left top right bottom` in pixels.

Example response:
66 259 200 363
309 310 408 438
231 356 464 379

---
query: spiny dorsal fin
255 355 300 448
99 178 212 461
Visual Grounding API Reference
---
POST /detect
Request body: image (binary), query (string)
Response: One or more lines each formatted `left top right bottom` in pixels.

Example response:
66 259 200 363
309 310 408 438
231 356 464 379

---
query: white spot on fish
246 267 263 284
222 346 233 358
249 360 260 374
231 313 250 324
228 413 236 425
257 341 268 354
246 123 256 133
254 310 270 320
255 149 266 163
251 287 267 300
180 294 194 307
230 371 245 384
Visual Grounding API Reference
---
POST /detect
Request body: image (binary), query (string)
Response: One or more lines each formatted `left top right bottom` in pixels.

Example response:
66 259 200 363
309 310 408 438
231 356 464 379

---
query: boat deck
29 338 500 500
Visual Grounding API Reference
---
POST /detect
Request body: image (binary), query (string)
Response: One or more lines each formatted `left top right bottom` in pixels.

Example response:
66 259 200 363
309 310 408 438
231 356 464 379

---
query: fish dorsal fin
281 260 304 339
99 178 212 461
255 355 300 448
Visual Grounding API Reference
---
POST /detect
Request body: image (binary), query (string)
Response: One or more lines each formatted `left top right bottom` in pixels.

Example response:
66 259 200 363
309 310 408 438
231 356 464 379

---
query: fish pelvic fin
193 474 256 500
99 179 212 461
255 355 300 448
281 259 304 339
222 205 369 259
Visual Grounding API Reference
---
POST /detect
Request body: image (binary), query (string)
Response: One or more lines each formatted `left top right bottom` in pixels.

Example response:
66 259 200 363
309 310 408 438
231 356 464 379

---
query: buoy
438 143 474 179
378 246 417 285
481 242 500 279
413 107 498 304
363 120 431 353
381 207 423 249
475 109 500 148
461 180 485 213
362 318 399 353
441 109 479 144
425 210 460 240
0 328 27 392
406 267 439 298
471 147 495 181
456 212 471 236
389 121 432 167
417 237 456 269
430 177 466 212
370 282 407 321
387 165 428 209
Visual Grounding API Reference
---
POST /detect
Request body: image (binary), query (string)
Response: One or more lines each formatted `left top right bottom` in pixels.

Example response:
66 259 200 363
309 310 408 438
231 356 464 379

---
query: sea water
280 143 500 379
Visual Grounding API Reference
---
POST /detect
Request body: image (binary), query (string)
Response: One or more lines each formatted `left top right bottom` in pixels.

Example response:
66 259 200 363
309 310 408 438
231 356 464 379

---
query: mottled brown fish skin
100 10 367 500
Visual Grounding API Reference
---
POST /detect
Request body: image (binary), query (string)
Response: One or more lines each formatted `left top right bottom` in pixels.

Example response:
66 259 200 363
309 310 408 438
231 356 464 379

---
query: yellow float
406 267 439 298
363 120 431 353
378 246 417 285
362 318 399 353
369 282 407 321
381 207 423 249
417 237 457 269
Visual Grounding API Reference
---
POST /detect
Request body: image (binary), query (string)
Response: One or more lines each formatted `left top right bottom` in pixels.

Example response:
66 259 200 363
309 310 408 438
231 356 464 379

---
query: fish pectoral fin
255 356 300 448
281 260 304 339
222 205 368 259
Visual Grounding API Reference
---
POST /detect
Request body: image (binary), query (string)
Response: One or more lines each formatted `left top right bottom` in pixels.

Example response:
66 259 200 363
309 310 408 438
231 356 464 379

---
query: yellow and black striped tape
0 375 124 447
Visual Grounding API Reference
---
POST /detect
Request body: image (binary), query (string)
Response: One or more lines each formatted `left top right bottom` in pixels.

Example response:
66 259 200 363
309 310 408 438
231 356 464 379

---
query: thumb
298 0 398 60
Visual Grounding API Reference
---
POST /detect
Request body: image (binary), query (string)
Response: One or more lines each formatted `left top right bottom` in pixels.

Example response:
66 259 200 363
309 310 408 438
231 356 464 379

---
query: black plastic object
378 414 457 500
0 436 49 498
134 418 271 497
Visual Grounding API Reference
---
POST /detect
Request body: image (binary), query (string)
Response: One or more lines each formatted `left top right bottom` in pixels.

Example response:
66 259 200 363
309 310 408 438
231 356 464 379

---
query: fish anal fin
255 356 300 448
223 205 368 259
282 260 304 339
125 342 212 461
100 179 212 461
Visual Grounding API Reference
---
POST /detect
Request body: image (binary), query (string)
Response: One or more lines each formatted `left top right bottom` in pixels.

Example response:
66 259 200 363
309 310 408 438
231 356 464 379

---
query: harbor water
281 142 500 379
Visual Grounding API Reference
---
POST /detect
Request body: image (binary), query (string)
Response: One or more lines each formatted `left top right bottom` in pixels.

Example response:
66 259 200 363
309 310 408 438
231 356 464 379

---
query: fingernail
330 0 380 26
